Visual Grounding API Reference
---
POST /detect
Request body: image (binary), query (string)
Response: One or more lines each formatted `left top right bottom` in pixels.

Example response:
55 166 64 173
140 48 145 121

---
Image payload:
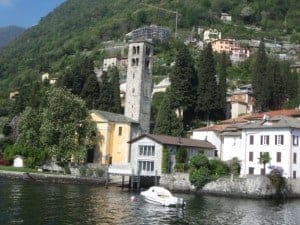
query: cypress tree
252 40 268 111
108 66 122 113
81 74 101 109
282 60 298 100
196 43 219 121
217 52 230 119
267 57 285 110
169 44 197 126
153 92 182 136
98 72 113 112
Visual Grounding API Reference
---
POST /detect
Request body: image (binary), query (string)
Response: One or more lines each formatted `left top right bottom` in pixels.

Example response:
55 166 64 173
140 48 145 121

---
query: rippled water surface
0 178 300 225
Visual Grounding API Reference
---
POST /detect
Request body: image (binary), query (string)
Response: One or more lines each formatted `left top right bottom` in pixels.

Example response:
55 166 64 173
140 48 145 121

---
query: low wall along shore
0 170 106 185
160 173 300 198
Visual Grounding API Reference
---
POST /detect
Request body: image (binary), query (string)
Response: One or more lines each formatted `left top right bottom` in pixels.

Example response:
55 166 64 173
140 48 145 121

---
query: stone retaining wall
159 173 193 192
0 170 106 185
200 176 276 198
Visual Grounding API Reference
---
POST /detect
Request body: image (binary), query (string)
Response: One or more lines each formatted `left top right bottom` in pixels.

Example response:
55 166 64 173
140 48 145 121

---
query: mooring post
131 169 134 191
105 167 109 189
137 170 140 191
122 175 125 189
155 170 158 186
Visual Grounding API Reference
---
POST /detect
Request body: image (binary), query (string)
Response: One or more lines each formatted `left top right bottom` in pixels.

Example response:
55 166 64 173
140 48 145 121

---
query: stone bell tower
124 40 153 133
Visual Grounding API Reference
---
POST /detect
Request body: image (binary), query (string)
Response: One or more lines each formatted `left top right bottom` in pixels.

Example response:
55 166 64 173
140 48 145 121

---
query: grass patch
0 166 38 173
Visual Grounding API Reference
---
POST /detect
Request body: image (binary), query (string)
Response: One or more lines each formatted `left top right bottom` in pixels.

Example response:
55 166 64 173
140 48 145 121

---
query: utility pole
141 3 180 38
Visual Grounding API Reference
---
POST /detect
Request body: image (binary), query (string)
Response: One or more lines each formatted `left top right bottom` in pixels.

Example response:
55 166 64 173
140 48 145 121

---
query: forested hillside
0 0 299 96
0 26 25 49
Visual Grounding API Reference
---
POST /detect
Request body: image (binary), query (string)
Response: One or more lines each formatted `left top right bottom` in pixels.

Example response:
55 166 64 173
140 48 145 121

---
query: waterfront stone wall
200 176 276 198
287 178 300 197
159 173 193 192
0 170 106 185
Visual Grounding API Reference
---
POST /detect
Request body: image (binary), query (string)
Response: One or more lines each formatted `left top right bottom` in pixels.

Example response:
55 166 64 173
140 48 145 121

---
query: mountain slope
0 0 298 96
0 26 25 49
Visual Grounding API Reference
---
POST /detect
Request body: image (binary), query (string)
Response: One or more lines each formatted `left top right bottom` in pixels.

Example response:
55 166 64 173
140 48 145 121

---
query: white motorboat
140 186 185 207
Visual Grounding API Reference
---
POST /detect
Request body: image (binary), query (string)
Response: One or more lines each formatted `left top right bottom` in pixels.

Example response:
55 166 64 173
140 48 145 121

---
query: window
136 58 139 66
249 152 253 162
146 46 151 56
137 46 140 54
275 135 284 145
249 135 254 145
293 153 297 164
138 145 155 156
276 152 281 162
293 171 297 179
260 135 269 145
138 161 154 172
133 46 136 54
249 167 254 174
145 58 150 69
131 58 135 66
293 135 298 146
118 127 122 136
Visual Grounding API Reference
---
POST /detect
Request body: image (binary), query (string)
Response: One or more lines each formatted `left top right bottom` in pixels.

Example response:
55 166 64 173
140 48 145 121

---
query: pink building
211 39 250 63
211 39 239 54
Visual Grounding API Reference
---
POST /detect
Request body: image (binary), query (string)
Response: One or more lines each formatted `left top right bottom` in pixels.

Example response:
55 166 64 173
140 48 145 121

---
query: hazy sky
0 0 66 28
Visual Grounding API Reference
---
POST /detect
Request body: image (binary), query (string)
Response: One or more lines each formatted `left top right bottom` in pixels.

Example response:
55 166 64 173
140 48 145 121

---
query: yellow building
90 110 139 165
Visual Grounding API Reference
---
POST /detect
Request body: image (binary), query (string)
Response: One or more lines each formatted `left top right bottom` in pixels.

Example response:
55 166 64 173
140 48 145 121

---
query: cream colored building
90 110 139 165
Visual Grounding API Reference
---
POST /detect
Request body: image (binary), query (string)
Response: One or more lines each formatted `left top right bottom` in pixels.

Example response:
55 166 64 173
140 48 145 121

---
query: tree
196 43 219 121
252 40 268 111
98 72 114 111
108 66 122 113
258 152 272 175
62 55 94 96
81 74 101 109
217 52 230 119
153 92 182 136
267 56 285 110
169 44 197 127
189 153 211 188
39 87 93 164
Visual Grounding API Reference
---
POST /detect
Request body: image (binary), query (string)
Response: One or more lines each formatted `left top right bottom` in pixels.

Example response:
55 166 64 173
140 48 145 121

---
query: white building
220 13 232 23
13 155 25 168
203 29 221 43
240 116 300 178
192 113 300 178
129 134 215 176
191 124 224 158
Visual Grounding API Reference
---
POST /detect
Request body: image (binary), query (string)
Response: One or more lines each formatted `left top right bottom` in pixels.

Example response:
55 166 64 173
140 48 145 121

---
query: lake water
0 178 300 225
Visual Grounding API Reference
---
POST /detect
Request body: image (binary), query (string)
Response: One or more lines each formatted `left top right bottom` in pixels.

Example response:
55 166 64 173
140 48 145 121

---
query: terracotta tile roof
90 110 138 123
242 115 300 129
245 109 300 119
192 124 227 132
129 134 215 149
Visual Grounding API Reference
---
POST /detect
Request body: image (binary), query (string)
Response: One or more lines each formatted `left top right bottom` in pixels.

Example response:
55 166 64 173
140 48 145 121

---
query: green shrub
189 153 210 169
95 168 105 177
79 166 87 176
228 157 241 176
86 168 94 177
64 164 71 174
268 166 287 197
209 159 230 179
25 157 35 169
176 146 187 164
189 167 211 188
174 163 189 172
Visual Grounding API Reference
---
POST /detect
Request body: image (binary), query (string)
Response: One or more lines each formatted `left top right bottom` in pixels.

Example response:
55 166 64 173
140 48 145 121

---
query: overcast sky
0 0 66 28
